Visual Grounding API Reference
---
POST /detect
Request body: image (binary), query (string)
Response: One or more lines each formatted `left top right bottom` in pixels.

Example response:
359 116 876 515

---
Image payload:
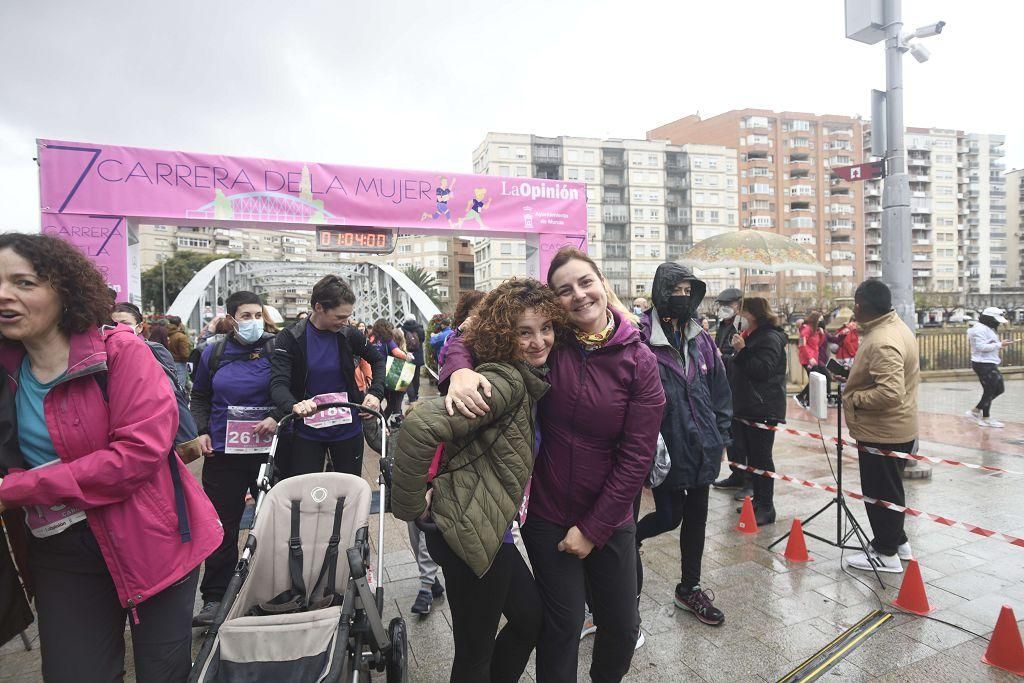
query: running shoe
712 473 745 490
192 600 220 628
981 419 1005 428
845 548 903 574
411 589 433 616
674 584 725 626
965 409 984 425
579 610 597 639
897 542 913 561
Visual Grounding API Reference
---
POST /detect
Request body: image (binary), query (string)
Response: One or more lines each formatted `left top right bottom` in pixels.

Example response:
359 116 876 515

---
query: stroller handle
278 401 386 430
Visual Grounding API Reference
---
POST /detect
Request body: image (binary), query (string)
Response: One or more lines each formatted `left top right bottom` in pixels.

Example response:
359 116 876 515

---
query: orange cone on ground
892 559 933 615
735 496 759 535
982 605 1024 676
783 519 812 562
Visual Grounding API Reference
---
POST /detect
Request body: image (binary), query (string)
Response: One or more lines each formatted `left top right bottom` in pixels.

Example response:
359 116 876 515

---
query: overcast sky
2 0 1021 232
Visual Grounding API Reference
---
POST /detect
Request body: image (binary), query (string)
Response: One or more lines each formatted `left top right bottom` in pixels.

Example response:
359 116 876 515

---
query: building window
633 208 644 220
709 210 720 223
584 169 596 182
515 148 527 160
695 209 706 222
567 150 579 162
501 243 513 256
499 146 510 159
177 237 210 248
499 165 510 176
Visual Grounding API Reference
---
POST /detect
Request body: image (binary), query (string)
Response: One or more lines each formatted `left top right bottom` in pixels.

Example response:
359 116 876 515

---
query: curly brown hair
452 290 486 329
463 278 568 364
0 233 113 334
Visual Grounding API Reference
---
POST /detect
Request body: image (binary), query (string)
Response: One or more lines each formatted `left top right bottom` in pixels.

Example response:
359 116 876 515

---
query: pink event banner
37 140 587 237
41 213 128 295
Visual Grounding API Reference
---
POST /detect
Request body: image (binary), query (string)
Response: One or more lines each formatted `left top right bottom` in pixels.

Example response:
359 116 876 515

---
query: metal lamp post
846 0 944 331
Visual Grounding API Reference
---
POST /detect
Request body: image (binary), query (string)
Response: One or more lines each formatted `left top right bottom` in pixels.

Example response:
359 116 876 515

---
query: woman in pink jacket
0 234 222 683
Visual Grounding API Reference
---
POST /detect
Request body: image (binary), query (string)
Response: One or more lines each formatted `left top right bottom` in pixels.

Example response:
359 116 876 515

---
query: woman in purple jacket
444 248 665 683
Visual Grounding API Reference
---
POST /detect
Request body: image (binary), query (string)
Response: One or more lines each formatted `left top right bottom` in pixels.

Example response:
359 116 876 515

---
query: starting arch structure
36 139 587 307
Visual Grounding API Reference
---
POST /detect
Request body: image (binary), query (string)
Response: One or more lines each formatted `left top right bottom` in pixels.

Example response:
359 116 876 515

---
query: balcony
602 156 624 168
914 238 931 245
913 270 932 277
866 236 882 246
666 212 691 228
603 174 624 187
603 209 629 224
789 153 811 163
665 176 689 190
865 186 881 197
911 205 932 215
867 253 881 262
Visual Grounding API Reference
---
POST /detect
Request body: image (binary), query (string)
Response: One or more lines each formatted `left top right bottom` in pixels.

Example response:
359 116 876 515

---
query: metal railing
783 328 1024 375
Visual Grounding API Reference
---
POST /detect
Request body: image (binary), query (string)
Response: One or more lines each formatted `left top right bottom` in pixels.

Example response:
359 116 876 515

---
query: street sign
833 161 885 182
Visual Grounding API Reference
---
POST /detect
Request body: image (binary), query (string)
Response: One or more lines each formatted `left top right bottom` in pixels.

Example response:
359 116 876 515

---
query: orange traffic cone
892 559 933 615
735 496 759 535
783 519 812 562
982 605 1024 676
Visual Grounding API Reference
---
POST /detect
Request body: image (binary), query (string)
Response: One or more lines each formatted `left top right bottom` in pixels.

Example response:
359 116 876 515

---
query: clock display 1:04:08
317 228 392 250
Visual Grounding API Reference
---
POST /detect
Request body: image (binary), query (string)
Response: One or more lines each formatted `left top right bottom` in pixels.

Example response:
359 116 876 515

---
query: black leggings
635 485 710 592
423 527 542 683
731 419 777 511
384 389 406 420
200 452 263 602
972 362 1004 418
285 432 364 477
29 523 199 683
797 365 830 403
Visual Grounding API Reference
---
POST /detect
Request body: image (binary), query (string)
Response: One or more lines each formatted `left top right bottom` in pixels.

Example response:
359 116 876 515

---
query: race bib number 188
304 392 352 428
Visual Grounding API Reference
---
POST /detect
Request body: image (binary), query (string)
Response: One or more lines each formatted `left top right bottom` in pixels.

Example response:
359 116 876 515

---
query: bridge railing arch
167 259 441 344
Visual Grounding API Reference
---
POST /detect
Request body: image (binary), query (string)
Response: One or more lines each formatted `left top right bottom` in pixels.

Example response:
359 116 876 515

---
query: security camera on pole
846 0 945 331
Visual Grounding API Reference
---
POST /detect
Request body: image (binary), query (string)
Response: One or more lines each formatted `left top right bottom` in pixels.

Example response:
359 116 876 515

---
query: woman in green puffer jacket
393 277 566 683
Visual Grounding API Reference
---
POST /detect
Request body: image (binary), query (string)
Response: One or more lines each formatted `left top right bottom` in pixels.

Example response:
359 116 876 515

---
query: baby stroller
190 403 408 683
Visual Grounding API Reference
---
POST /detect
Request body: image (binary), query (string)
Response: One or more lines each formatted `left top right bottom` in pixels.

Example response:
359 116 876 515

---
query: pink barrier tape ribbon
727 460 1024 549
735 418 1024 478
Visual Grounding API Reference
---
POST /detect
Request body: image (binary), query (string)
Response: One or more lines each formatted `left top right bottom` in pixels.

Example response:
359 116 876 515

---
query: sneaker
580 609 597 640
733 487 753 502
965 409 983 424
431 579 445 600
192 600 220 628
897 542 913 561
793 395 808 409
411 589 433 616
713 474 745 490
634 630 646 650
845 548 903 574
981 419 1005 428
674 584 725 626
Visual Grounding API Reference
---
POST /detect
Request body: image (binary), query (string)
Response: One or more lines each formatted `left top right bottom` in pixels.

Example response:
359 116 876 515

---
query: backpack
204 334 275 384
96 340 201 462
404 329 421 354
93 333 197 543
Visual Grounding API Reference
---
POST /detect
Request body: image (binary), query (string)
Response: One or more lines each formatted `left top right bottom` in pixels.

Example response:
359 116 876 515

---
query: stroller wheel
386 617 409 683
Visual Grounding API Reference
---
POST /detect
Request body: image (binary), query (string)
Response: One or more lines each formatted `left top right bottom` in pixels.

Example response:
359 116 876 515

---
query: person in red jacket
794 312 824 408
0 234 222 683
444 248 665 683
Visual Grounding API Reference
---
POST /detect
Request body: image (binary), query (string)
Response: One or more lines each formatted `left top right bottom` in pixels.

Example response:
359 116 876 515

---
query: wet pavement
3 378 1023 681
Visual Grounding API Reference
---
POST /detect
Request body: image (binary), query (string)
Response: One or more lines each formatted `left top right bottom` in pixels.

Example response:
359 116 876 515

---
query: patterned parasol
679 229 826 273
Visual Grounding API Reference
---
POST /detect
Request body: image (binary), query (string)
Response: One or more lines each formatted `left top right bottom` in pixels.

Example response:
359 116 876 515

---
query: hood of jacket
401 319 425 336
651 262 707 314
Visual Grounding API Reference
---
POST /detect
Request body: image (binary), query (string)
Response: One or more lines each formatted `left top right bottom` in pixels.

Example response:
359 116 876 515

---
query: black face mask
663 295 693 321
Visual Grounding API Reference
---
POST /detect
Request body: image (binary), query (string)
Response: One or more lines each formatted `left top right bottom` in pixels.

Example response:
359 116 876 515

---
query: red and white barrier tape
728 461 1024 549
735 418 1024 478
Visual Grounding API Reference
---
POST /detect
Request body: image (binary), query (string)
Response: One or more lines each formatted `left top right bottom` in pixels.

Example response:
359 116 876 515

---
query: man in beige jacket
841 280 919 574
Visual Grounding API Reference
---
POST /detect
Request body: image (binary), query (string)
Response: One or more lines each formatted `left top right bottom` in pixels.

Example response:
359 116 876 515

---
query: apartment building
861 130 1008 299
361 235 475 306
1005 168 1023 288
140 224 342 271
648 110 866 309
470 133 737 298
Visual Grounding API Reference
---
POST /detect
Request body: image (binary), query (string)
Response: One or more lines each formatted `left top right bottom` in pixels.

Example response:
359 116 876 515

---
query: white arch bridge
166 259 441 334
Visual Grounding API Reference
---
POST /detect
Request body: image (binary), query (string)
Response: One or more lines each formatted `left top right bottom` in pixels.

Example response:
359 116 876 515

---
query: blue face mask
235 318 264 345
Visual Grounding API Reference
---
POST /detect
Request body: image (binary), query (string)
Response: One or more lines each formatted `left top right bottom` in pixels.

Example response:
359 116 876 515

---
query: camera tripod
768 381 884 587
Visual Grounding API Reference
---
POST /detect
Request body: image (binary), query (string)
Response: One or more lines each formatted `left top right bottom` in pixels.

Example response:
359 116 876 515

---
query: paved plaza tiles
2 379 1023 681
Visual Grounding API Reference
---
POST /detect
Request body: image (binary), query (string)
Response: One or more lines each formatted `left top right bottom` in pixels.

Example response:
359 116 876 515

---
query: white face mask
735 315 748 332
718 306 735 320
235 318 264 344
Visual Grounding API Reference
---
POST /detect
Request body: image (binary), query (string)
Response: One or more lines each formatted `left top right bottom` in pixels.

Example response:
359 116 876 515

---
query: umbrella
680 229 826 273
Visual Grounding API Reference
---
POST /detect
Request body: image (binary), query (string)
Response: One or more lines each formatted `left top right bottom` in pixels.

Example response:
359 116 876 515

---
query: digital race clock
316 226 397 254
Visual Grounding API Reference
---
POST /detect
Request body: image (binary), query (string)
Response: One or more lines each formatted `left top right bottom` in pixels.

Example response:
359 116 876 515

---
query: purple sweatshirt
441 308 665 547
